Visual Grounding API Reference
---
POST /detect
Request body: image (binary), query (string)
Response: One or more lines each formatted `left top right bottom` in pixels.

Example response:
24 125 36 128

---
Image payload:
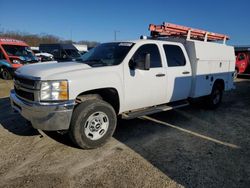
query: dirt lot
0 78 250 188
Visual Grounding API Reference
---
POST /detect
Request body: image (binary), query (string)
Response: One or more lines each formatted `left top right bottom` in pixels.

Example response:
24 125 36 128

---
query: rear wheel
206 83 223 109
1 67 12 80
69 99 117 149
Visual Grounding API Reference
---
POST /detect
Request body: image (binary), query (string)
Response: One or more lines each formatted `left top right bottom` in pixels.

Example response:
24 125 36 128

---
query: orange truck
0 38 38 79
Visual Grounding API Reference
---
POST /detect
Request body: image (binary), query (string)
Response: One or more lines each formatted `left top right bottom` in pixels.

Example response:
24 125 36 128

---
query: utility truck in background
10 22 235 149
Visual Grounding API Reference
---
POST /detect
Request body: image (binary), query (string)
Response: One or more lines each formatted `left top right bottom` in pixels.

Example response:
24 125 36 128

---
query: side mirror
129 59 136 70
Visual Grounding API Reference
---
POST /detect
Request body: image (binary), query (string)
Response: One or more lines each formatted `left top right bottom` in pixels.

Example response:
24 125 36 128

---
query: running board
122 100 189 120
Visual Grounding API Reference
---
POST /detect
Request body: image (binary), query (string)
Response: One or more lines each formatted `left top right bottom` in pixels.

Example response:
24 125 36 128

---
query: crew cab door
163 44 192 102
123 43 167 111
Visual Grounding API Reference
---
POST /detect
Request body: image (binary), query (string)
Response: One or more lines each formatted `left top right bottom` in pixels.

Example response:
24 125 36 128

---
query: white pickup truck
10 37 235 149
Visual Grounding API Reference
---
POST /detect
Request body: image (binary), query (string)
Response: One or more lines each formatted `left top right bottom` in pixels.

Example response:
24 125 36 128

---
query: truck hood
15 61 92 79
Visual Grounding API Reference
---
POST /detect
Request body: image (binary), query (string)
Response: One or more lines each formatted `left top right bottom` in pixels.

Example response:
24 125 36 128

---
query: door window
163 45 186 67
132 44 162 68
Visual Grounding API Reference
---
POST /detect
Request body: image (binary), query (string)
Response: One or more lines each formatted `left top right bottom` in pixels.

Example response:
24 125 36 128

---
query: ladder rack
149 22 229 44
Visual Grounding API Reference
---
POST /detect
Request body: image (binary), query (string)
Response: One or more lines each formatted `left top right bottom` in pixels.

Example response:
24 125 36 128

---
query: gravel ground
0 78 250 187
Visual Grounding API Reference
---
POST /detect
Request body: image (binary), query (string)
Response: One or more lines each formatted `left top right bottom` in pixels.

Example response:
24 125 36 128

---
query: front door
124 43 167 111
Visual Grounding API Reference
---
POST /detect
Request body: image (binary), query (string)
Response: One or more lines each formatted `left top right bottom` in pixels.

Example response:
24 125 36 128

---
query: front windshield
2 45 34 57
79 42 134 67
64 49 81 58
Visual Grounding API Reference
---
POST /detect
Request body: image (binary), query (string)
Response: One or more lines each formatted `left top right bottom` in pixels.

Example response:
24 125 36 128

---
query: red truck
234 46 250 78
0 38 38 79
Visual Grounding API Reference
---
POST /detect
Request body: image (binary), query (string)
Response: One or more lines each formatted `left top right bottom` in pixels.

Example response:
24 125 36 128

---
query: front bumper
10 90 75 131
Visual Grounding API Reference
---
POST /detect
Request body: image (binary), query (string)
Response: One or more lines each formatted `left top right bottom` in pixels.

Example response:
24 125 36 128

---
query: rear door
163 44 192 102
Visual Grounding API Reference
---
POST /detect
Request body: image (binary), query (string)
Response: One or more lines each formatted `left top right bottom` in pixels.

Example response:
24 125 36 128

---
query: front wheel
1 67 12 80
69 99 117 149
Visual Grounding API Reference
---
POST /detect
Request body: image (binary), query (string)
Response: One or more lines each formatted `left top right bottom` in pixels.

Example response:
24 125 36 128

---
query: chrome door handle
156 73 166 77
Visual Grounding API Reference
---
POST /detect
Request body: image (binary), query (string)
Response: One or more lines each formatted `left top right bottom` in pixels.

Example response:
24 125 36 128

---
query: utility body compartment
183 40 235 98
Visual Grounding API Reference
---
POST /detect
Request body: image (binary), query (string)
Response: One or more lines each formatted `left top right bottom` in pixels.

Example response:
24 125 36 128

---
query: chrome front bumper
10 90 75 131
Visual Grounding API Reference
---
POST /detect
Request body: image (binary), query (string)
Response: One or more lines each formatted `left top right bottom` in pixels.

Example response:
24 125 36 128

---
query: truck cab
234 46 250 78
0 38 39 80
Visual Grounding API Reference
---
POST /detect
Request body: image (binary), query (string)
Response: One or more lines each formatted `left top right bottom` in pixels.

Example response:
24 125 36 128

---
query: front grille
15 86 35 101
14 75 38 101
14 75 36 88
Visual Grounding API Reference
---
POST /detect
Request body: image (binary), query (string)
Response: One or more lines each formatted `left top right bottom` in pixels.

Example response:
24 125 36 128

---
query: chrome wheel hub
84 111 109 140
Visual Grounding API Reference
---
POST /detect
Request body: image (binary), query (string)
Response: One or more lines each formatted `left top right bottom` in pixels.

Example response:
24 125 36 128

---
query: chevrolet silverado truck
10 23 235 149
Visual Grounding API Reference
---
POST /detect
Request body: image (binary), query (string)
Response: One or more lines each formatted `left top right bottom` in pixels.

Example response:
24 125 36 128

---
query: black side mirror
129 59 136 70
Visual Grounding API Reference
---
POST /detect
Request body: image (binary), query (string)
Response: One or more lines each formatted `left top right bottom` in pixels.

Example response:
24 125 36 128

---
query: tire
206 83 223 109
1 67 12 80
233 69 238 80
69 99 117 149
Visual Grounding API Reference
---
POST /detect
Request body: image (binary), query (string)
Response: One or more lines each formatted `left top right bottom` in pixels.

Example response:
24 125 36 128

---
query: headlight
40 80 68 101
12 59 21 64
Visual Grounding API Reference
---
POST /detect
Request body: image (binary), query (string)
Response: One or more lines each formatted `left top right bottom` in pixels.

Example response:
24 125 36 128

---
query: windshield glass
78 42 134 67
2 45 34 57
64 49 81 58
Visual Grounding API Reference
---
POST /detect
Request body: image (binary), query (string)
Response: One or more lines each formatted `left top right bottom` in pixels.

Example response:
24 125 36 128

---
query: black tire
1 67 12 80
206 83 223 109
69 99 117 149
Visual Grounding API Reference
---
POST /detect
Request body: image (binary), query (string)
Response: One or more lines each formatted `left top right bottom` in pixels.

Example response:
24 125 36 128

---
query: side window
0 49 6 59
163 45 186 67
132 44 161 68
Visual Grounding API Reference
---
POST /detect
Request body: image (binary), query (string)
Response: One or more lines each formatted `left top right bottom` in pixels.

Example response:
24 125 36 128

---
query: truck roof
115 38 232 47
0 38 28 46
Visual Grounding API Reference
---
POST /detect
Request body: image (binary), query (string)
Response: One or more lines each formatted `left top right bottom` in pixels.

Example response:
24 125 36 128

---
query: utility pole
114 30 120 41
70 29 73 43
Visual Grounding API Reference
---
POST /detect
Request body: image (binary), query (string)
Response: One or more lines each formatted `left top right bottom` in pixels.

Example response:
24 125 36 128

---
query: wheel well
214 79 225 91
76 88 120 114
